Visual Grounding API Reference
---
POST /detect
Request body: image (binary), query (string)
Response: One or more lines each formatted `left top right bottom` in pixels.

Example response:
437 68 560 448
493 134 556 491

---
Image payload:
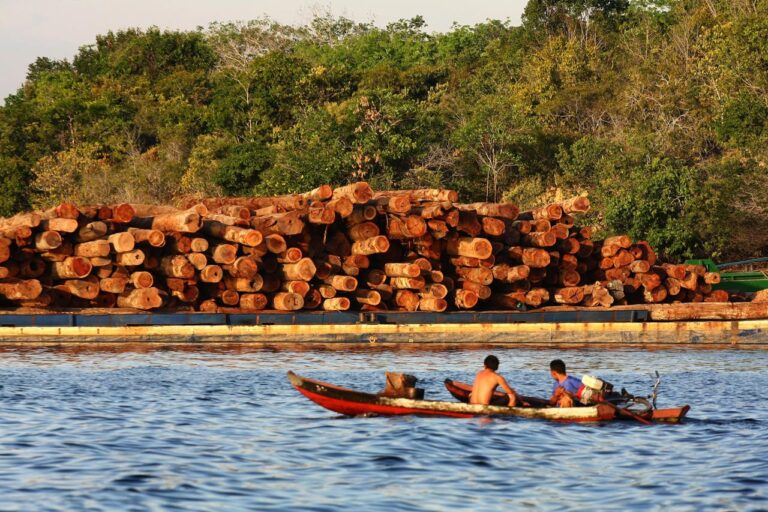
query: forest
0 0 766 262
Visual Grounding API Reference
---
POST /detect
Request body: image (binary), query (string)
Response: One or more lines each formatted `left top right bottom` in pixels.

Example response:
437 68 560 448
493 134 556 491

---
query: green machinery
685 258 768 293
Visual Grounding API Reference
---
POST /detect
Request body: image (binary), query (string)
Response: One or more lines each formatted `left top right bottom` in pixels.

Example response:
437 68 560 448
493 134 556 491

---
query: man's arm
496 375 523 406
549 385 563 406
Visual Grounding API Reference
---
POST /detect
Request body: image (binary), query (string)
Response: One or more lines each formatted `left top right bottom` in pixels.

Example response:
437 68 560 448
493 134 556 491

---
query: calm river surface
0 346 766 511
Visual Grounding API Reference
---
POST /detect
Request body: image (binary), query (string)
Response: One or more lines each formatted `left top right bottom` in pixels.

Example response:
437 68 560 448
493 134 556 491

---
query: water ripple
0 347 766 511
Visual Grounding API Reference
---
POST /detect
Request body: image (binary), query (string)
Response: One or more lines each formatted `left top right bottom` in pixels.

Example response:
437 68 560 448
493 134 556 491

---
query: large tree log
508 247 550 268
384 263 421 278
210 243 238 265
418 297 448 312
355 289 381 306
131 211 201 233
387 215 427 239
200 265 223 283
98 277 128 295
186 252 208 270
130 271 154 289
117 288 163 310
41 218 79 233
322 297 350 311
160 256 195 279
273 292 304 311
127 228 165 247
457 202 519 219
302 184 333 202
553 286 585 305
390 276 426 289
327 197 354 218
560 196 590 214
348 222 380 241
446 237 493 259
282 258 317 281
74 240 111 258
108 232 135 253
332 182 374 204
34 231 62 251
250 211 305 236
493 264 530 283
282 280 310 297
454 289 479 309
115 249 145 267
0 212 41 231
240 293 268 310
395 290 420 311
323 275 357 292
215 205 252 220
374 189 459 202
454 266 493 285
223 256 259 279
0 279 43 300
51 257 92 279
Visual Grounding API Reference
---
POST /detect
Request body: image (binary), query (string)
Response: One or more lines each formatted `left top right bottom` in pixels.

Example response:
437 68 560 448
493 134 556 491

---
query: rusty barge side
0 303 766 347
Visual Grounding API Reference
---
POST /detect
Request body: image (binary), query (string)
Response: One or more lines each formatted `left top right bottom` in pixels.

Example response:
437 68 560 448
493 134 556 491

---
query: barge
0 302 767 348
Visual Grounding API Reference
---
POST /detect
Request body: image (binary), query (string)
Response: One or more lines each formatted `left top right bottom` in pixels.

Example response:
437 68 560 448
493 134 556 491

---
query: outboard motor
580 375 614 404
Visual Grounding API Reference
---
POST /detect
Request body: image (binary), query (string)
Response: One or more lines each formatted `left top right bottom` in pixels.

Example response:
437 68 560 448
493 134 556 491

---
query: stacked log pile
0 183 728 312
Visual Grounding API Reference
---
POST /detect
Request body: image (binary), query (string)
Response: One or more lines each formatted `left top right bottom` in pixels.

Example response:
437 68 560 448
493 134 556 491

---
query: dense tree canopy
1 1 767 261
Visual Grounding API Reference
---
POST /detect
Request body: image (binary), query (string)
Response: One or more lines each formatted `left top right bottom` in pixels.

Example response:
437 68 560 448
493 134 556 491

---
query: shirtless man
470 355 524 406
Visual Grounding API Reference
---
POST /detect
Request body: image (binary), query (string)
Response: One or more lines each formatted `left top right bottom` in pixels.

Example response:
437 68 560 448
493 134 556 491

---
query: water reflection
0 347 766 511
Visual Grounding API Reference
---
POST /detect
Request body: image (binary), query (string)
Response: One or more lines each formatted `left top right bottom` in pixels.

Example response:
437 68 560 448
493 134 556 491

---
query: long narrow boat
288 371 687 423
444 379 690 423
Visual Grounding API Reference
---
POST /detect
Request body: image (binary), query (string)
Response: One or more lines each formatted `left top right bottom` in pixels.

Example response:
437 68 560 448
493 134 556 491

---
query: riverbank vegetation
1 0 766 260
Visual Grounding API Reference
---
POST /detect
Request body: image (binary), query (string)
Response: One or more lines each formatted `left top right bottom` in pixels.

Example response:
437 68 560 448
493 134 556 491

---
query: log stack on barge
0 182 764 346
0 182 730 314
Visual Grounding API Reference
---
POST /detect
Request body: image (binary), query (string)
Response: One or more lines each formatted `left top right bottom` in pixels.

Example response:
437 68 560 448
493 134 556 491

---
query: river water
0 346 766 511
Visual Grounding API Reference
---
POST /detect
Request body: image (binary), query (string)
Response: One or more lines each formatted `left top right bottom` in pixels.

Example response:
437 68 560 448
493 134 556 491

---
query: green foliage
214 140 272 195
2 4 768 259
602 159 701 259
715 92 768 149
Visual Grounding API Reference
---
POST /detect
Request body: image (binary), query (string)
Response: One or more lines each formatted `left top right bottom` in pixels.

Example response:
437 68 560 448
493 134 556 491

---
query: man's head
550 359 567 378
484 355 499 371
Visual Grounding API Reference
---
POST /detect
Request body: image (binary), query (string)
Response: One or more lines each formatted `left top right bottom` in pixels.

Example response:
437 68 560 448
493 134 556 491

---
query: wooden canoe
289 371 621 422
444 379 690 424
